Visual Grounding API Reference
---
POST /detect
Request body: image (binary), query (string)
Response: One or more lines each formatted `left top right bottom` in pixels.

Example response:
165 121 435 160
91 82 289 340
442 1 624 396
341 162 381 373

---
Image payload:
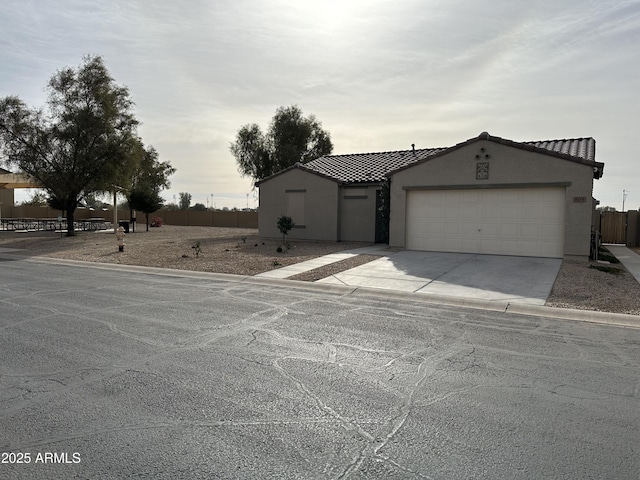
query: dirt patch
0 226 371 276
288 254 380 282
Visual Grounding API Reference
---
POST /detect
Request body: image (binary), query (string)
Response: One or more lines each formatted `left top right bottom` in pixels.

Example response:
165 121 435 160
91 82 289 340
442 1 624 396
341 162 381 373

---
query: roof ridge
321 146 445 158
524 137 594 143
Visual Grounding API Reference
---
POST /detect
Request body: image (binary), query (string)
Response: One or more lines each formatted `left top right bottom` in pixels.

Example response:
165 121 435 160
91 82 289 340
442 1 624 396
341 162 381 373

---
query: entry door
406 188 565 258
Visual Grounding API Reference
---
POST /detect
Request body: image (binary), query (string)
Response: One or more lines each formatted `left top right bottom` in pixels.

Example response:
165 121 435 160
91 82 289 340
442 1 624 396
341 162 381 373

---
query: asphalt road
1 257 639 479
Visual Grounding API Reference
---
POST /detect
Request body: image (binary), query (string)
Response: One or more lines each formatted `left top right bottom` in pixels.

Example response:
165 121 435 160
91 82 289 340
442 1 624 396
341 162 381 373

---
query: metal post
113 190 118 233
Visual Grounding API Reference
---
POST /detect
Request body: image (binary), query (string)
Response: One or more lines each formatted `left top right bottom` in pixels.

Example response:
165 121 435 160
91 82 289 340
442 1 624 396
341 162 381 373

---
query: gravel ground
546 259 640 315
1 225 639 315
0 225 372 276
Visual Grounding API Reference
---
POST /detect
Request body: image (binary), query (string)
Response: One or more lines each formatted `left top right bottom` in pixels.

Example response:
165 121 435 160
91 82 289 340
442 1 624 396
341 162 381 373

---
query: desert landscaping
1 225 639 315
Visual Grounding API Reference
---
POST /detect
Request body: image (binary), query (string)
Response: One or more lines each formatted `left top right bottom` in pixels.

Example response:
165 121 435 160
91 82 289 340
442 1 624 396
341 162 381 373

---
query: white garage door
406 187 565 258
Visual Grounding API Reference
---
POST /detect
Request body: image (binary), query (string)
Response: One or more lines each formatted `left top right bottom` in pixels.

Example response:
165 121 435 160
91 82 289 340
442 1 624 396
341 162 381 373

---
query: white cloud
2 0 639 209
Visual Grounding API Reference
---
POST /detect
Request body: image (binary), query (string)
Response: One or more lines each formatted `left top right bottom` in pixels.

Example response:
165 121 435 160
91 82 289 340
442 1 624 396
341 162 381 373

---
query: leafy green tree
230 105 333 185
128 189 164 231
179 192 192 210
81 193 111 210
21 191 47 206
189 203 207 211
163 203 179 211
125 141 175 229
47 195 66 212
0 55 139 236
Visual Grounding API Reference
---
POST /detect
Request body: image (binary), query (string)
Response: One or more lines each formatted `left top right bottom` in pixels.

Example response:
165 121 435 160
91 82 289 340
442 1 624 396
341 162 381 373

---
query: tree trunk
65 199 78 236
65 209 75 236
145 212 149 232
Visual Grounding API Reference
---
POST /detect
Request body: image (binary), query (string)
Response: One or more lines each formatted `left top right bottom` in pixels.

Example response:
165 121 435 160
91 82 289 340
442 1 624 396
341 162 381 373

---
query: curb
3 253 639 328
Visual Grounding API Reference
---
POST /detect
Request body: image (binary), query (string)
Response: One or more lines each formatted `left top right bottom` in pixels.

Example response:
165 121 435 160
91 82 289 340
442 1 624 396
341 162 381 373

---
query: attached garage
406 187 565 258
389 133 604 260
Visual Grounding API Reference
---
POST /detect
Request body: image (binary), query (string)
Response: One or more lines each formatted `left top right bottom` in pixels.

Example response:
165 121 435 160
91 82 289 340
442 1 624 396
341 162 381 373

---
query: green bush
276 216 293 246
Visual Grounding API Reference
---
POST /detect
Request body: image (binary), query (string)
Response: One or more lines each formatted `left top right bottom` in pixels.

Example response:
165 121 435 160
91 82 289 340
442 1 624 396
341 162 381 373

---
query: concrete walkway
603 245 640 283
254 244 389 279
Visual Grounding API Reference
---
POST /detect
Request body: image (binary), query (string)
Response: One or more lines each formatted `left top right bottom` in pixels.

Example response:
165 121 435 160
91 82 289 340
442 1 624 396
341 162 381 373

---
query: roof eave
255 162 339 187
386 133 603 179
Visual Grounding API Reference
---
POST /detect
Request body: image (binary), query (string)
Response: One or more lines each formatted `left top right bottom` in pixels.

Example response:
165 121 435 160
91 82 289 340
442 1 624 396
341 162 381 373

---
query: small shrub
272 260 281 266
276 246 283 253
277 216 293 245
597 248 620 263
150 216 164 227
241 236 247 243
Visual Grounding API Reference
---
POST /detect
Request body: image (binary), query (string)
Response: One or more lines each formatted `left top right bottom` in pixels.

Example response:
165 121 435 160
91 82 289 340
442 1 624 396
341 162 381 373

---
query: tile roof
302 147 447 183
258 133 602 185
524 138 596 162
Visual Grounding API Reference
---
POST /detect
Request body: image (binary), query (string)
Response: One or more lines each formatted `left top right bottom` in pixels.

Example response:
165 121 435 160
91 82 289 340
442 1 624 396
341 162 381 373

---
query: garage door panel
501 190 520 202
422 237 444 250
544 208 564 222
499 240 519 255
461 238 477 251
445 205 461 217
461 223 478 235
425 205 443 219
461 205 479 219
521 205 541 219
443 222 461 234
521 224 540 237
480 205 495 218
406 188 565 258
482 191 501 203
500 205 519 219
500 224 518 236
425 221 444 233
460 190 479 203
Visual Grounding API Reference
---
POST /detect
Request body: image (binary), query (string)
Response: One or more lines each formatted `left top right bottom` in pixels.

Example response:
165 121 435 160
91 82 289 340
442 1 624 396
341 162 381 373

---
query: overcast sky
1 0 639 210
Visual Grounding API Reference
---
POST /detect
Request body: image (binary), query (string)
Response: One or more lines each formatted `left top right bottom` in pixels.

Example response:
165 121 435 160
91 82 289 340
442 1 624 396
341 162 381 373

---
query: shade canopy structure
0 168 40 189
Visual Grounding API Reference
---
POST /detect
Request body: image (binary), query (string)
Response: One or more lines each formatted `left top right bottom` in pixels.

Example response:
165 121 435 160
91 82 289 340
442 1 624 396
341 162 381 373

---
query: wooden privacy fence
150 210 257 228
598 210 640 247
599 212 627 244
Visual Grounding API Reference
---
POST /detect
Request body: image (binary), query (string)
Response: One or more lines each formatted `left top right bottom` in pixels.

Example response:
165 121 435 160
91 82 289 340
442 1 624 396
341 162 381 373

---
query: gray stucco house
256 132 604 259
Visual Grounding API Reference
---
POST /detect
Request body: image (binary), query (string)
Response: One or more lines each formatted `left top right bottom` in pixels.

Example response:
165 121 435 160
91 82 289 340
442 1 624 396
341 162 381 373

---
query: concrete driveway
318 251 562 305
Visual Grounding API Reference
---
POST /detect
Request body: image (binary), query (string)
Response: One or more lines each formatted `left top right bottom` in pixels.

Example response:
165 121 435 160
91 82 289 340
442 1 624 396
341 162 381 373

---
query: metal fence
3 206 258 229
